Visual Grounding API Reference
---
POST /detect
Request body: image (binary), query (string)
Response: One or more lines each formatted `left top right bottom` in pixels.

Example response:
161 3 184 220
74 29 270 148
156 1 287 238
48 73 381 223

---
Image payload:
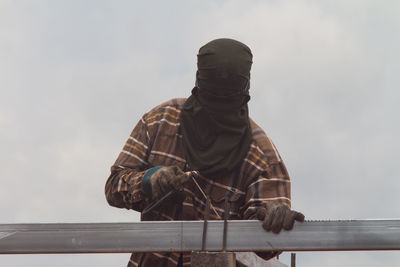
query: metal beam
1 220 400 254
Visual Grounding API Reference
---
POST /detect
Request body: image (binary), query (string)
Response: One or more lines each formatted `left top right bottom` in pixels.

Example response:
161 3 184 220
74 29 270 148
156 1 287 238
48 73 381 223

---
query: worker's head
196 38 253 97
193 39 253 110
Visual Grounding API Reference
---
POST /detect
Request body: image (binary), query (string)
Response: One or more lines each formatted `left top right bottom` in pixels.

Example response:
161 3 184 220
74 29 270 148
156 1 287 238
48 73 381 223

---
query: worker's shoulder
142 98 186 123
249 118 283 162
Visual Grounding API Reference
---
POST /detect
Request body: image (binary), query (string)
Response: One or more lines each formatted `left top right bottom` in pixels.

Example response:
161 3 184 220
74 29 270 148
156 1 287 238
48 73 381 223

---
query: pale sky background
1 0 399 266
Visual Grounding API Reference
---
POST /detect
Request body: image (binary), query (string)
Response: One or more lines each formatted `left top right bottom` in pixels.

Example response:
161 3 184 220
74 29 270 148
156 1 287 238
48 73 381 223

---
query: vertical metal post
193 199 236 267
222 198 230 251
201 199 210 251
291 253 296 267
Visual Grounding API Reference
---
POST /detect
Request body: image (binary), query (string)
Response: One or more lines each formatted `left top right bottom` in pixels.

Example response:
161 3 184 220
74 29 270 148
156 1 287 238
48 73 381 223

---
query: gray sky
1 0 399 266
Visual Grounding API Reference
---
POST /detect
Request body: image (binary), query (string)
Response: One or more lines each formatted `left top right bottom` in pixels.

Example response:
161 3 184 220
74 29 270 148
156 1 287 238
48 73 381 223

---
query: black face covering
180 38 253 177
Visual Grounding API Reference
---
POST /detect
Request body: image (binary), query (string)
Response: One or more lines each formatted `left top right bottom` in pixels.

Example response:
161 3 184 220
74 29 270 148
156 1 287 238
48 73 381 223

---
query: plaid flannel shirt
105 98 291 267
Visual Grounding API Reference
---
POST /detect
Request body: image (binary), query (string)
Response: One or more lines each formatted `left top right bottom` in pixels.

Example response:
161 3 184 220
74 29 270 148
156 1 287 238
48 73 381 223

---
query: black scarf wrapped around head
180 38 253 177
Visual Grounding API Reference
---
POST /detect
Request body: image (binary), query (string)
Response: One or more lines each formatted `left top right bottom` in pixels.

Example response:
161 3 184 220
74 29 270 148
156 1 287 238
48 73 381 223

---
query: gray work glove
256 202 305 234
142 166 189 200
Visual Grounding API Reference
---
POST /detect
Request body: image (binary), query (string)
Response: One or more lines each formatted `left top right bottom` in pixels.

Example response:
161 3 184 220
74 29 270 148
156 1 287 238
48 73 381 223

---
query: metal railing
1 220 400 254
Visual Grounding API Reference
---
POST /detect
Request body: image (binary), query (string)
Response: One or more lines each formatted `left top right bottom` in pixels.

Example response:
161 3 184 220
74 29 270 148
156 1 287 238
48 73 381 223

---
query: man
105 38 304 267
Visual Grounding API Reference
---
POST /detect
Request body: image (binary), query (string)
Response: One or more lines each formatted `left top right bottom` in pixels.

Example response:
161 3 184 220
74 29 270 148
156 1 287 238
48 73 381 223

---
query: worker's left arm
241 133 304 233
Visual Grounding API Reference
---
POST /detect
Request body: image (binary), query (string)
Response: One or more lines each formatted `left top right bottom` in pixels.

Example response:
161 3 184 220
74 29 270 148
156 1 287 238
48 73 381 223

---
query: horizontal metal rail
1 220 400 254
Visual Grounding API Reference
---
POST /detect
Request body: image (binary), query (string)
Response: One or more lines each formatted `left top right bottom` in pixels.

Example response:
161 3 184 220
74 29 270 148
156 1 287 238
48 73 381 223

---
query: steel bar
291 253 296 267
222 199 230 251
201 199 210 251
1 220 400 254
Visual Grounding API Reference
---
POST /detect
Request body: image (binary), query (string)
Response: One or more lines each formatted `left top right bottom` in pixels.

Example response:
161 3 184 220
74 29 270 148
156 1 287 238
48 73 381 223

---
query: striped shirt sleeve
105 117 151 211
242 122 291 219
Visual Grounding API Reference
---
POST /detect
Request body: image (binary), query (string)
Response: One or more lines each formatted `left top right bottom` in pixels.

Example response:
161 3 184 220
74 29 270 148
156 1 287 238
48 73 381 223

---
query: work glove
256 202 305 234
142 166 189 200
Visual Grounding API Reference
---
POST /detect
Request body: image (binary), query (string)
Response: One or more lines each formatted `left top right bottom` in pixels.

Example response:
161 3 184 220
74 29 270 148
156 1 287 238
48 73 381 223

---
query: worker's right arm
105 117 151 212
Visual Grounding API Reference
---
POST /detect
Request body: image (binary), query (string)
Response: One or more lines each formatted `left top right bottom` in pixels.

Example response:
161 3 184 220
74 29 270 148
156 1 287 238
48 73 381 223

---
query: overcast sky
1 0 399 266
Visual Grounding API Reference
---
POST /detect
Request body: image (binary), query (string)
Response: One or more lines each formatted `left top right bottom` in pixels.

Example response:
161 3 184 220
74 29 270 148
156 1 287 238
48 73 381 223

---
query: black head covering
180 38 253 177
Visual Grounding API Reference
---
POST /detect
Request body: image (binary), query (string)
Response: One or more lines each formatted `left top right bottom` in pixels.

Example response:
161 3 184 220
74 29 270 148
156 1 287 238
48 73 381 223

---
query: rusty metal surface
191 251 236 267
1 220 400 254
